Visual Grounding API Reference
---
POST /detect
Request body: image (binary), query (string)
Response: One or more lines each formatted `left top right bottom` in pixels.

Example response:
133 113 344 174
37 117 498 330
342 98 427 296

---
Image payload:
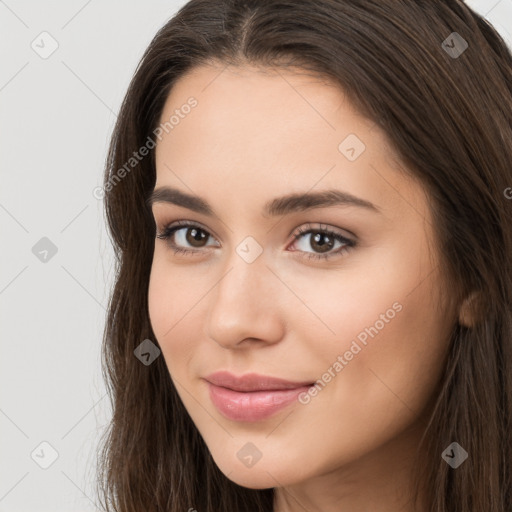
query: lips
204 371 314 421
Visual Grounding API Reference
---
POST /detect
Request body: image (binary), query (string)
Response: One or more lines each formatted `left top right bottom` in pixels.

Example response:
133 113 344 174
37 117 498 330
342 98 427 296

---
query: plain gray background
1 1 511 510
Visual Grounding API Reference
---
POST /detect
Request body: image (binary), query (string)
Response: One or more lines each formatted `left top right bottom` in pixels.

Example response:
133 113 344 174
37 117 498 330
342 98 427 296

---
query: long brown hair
96 1 512 510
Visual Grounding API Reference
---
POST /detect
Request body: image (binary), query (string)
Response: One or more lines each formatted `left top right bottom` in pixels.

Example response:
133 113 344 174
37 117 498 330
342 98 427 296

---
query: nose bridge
206 241 283 347
218 233 271 303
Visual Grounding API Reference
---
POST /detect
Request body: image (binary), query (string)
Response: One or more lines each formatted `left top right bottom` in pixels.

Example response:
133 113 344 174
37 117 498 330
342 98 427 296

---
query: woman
96 1 512 511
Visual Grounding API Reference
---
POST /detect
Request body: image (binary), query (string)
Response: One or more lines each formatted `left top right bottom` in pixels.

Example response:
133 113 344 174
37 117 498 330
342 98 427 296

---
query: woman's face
148 63 457 491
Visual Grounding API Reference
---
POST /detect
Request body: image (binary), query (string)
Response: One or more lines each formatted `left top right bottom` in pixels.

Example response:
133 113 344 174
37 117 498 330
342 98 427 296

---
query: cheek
300 242 452 412
326 283 450 427
147 255 195 336
283 272 452 476
147 258 207 372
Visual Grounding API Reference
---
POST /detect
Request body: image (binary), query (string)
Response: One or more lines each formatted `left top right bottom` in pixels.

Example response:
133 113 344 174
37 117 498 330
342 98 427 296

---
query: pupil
187 228 207 247
312 232 333 253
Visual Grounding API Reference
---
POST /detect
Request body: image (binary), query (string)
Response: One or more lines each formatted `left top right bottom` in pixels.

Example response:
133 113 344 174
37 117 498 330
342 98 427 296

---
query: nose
206 250 285 349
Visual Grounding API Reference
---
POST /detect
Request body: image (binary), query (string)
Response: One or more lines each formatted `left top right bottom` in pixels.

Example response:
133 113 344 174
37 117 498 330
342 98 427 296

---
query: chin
223 469 278 490
212 449 307 489
211 453 286 489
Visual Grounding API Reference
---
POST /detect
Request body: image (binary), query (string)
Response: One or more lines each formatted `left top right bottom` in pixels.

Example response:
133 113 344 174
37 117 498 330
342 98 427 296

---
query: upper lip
204 371 314 392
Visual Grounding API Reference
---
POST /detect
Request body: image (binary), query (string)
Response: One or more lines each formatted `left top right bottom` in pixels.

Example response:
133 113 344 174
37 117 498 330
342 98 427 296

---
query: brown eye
289 223 356 261
156 221 218 255
183 226 208 247
308 232 336 253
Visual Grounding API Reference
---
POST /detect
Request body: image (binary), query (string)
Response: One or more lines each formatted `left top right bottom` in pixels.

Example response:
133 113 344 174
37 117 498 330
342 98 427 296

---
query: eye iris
310 232 334 253
186 227 208 247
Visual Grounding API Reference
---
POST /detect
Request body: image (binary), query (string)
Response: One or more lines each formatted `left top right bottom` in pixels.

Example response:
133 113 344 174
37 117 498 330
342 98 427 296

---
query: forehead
158 63 371 146
157 63 379 148
153 63 428 226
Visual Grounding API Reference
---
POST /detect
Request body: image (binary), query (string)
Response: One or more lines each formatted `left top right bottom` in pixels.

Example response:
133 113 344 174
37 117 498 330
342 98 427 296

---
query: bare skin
147 62 464 512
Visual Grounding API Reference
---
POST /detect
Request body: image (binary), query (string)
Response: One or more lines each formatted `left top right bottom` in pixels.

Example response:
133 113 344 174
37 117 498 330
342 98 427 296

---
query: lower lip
206 381 312 422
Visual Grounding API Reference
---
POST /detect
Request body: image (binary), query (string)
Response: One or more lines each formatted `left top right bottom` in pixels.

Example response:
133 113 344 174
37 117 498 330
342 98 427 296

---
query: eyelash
155 220 356 261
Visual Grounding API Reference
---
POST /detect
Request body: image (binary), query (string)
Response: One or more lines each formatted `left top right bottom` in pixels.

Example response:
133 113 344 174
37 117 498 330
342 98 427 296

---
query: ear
458 291 481 328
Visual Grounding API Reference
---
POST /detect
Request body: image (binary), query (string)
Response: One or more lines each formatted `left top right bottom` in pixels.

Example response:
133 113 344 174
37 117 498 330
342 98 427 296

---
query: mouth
203 371 315 422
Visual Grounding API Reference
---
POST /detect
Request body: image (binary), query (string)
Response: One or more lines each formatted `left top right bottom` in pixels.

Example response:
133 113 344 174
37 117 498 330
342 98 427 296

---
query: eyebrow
146 186 381 217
